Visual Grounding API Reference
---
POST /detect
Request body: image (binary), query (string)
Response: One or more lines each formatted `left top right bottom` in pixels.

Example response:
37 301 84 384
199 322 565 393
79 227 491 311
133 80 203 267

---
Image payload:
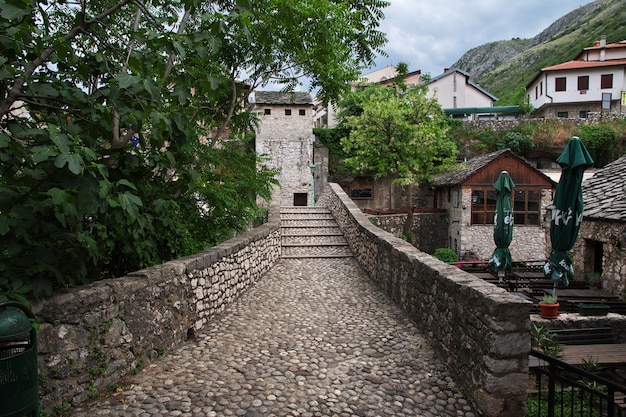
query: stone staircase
280 206 353 259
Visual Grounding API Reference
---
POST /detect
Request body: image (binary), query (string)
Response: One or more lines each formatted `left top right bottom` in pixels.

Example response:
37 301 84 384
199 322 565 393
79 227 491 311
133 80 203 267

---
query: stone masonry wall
318 183 532 417
32 199 282 410
368 213 448 254
459 188 552 262
572 219 626 298
256 105 314 206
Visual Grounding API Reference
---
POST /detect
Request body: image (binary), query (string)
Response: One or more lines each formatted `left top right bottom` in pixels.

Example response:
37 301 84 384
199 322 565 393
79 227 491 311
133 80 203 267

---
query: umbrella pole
552 282 557 299
498 270 504 284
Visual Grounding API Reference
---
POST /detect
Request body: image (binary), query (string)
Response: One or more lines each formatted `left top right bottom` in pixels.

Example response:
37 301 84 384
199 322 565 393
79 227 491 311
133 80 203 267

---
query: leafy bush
497 131 535 154
574 124 620 168
432 248 459 263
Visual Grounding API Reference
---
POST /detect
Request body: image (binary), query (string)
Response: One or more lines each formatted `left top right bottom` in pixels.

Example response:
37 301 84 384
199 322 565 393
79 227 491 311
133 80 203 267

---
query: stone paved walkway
71 209 478 417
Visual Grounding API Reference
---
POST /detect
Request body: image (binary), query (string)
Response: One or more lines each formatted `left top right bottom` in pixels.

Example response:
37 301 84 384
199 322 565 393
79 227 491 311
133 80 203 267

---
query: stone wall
33 199 282 410
318 183 532 417
255 103 314 206
368 212 448 254
571 219 626 298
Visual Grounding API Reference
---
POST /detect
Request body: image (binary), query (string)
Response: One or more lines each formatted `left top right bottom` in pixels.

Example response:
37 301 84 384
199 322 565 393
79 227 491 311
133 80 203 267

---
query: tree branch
0 0 134 120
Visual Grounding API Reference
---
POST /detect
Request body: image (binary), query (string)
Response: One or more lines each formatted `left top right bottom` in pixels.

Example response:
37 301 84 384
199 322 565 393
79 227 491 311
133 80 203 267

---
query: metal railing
529 349 626 417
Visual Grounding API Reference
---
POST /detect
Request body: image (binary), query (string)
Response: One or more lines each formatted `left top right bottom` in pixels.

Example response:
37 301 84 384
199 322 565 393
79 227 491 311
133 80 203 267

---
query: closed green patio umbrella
543 136 594 293
489 171 515 283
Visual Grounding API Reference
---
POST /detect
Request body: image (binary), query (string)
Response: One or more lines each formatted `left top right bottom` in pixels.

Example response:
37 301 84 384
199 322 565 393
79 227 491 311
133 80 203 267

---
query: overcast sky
371 0 594 77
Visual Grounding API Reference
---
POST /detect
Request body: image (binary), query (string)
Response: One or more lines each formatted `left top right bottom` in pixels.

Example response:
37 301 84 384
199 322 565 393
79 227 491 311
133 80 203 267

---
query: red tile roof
542 59 626 71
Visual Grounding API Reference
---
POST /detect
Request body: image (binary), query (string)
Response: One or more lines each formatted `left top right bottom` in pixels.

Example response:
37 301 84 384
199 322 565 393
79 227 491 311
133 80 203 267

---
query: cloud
374 0 592 77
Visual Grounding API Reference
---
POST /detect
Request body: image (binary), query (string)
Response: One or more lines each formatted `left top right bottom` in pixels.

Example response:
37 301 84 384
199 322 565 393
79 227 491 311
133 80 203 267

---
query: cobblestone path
71 207 477 417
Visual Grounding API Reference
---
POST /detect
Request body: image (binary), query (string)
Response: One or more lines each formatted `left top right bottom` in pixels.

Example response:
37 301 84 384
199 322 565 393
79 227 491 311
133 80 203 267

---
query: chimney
444 68 450 73
600 35 606 61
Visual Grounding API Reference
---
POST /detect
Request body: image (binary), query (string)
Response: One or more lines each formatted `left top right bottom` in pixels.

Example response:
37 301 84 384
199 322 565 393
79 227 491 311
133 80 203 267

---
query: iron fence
529 349 626 417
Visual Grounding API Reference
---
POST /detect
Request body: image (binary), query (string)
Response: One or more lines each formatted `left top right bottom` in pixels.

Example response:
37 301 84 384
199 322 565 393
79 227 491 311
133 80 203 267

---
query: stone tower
254 91 315 206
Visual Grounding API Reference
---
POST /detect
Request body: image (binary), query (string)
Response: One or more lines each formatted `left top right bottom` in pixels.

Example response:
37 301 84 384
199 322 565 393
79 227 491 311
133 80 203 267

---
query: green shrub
498 131 535 154
432 248 459 263
574 124 620 168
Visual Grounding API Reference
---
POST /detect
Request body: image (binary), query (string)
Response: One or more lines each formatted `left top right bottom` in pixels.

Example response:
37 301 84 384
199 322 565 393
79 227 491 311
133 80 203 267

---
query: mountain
450 0 626 105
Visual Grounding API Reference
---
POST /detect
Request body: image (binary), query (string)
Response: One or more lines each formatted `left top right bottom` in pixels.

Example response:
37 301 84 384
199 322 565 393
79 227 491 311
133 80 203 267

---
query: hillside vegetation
451 0 626 104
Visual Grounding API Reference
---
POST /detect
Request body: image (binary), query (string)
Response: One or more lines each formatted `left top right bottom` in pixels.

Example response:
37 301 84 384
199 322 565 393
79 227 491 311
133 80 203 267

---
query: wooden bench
551 327 616 345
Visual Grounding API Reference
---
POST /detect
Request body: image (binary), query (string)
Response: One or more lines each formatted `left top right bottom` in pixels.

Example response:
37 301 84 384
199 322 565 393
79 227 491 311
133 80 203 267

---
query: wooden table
530 344 626 368
548 288 621 301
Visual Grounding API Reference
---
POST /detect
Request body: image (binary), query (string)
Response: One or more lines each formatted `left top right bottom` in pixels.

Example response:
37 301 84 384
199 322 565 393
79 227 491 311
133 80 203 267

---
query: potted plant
538 294 559 319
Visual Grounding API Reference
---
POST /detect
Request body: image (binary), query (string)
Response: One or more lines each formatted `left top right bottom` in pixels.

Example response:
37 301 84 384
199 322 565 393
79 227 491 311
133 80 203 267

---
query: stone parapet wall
318 183 532 417
33 199 282 410
368 212 448 254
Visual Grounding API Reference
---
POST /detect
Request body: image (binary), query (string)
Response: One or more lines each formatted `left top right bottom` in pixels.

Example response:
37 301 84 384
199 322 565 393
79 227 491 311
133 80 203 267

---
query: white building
526 36 626 119
254 91 315 206
313 66 422 128
425 68 502 121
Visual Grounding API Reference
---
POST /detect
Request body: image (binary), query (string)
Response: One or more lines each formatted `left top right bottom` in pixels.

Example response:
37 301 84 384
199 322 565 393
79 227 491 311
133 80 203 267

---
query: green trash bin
0 301 39 417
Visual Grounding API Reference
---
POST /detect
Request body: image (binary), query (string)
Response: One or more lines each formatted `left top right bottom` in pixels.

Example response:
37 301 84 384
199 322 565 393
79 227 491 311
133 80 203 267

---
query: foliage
526 389 602 417
531 324 563 357
497 131 535 154
340 79 458 231
540 294 558 305
510 86 534 115
432 248 459 263
574 124 621 168
313 126 352 175
0 0 389 300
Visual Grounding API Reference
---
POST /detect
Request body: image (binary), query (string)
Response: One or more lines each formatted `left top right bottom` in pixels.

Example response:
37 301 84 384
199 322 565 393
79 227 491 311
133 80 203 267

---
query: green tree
340 83 458 231
574 124 621 168
0 0 389 300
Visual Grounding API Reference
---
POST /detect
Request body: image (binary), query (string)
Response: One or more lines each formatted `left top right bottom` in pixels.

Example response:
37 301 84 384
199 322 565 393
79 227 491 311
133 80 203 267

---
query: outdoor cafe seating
454 260 626 315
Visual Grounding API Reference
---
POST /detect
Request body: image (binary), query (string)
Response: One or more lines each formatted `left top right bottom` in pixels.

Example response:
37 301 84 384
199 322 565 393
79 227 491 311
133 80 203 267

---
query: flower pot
538 302 560 319
577 303 610 316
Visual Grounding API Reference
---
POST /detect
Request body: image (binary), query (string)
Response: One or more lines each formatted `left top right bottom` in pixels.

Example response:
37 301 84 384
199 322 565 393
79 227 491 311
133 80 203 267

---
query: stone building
571 154 626 296
254 91 315 206
430 149 556 261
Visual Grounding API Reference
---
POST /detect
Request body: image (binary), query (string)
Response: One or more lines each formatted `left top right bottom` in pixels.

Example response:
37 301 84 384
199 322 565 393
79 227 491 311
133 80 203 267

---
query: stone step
281 220 339 228
279 206 352 259
282 236 347 245
281 246 353 258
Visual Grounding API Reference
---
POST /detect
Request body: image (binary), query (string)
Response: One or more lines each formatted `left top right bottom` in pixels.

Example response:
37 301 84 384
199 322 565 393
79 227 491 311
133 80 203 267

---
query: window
299 109 306 116
535 86 538 100
602 92 612 109
577 75 589 91
471 189 497 225
555 77 566 92
471 188 541 226
264 108 271 115
540 81 543 96
557 111 568 118
350 187 372 199
513 190 540 226
579 110 589 118
284 109 292 116
601 74 613 89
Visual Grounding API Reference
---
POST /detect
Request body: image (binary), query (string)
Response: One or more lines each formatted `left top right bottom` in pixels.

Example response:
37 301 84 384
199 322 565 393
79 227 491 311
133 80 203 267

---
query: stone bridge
34 183 531 417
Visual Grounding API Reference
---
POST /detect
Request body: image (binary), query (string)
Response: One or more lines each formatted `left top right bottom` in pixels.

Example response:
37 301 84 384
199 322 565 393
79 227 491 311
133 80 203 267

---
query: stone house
254 91 315 206
430 149 556 261
526 36 626 119
571 154 626 297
